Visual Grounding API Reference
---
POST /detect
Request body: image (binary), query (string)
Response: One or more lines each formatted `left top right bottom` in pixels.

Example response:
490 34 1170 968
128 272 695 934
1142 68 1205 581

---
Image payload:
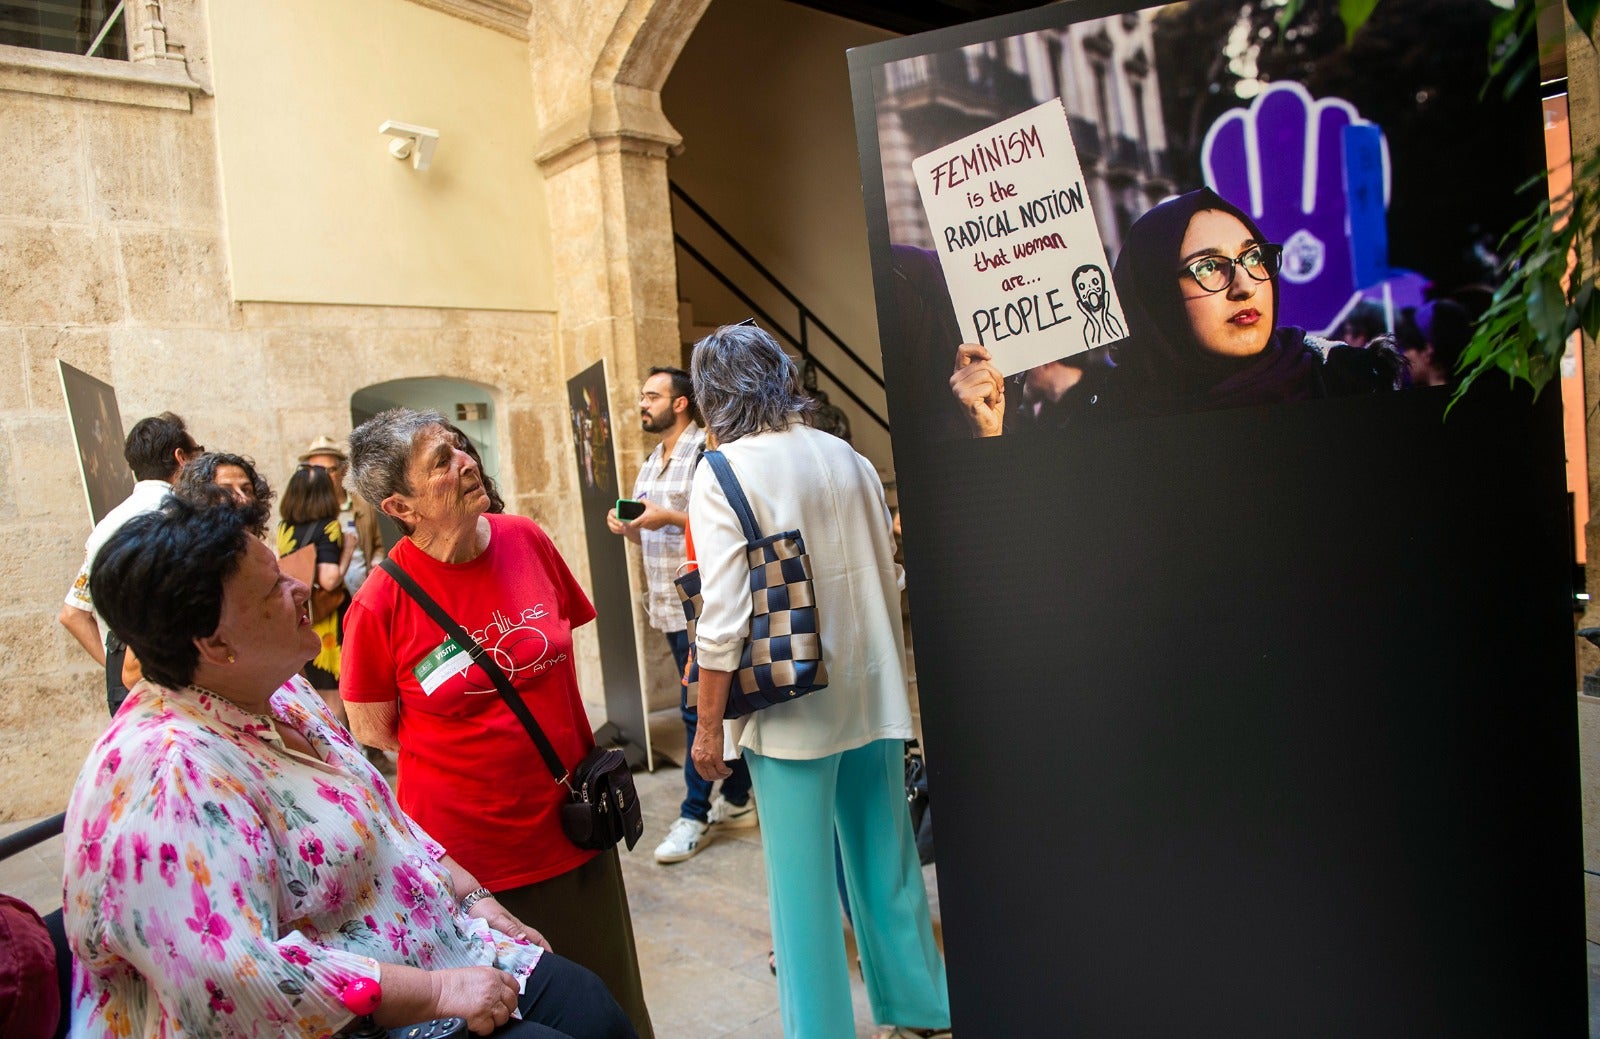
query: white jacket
689 423 912 760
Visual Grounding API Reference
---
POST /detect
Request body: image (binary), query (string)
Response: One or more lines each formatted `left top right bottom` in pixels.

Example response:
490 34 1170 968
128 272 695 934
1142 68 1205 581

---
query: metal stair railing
0 812 66 860
669 182 889 433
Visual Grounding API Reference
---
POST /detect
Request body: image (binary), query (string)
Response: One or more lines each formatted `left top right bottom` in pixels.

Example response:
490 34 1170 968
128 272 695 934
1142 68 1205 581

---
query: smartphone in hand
615 498 646 521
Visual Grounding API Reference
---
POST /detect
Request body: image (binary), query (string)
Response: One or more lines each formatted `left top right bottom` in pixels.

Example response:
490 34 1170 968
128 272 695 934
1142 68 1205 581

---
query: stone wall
0 14 584 819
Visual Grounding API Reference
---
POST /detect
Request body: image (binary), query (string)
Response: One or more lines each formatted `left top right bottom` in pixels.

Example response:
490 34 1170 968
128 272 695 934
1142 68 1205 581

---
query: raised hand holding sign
913 98 1127 376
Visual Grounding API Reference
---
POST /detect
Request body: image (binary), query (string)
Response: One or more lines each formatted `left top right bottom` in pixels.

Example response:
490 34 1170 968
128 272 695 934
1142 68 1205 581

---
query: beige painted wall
207 0 555 311
663 0 896 471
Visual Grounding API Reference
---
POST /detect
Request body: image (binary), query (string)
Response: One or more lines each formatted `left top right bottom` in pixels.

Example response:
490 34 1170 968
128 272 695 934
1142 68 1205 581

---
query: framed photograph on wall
58 361 132 526
854 0 1539 447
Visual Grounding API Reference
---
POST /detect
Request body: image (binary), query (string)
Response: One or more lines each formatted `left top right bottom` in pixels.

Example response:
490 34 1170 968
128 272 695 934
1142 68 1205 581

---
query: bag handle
377 558 571 789
702 450 763 544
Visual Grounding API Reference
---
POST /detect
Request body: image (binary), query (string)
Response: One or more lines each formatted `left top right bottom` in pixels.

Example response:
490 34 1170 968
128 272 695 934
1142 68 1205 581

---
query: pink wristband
341 976 382 1015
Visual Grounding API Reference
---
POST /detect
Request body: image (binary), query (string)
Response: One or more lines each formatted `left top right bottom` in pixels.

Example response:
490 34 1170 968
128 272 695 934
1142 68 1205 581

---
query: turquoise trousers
746 738 950 1038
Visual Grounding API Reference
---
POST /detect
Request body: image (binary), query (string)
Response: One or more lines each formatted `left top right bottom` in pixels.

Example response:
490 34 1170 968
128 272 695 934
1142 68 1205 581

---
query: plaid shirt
634 423 705 632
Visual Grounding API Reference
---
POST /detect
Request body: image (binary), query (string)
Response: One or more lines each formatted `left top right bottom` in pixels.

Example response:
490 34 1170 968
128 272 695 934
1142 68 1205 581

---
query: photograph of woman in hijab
951 187 1403 436
865 0 1540 443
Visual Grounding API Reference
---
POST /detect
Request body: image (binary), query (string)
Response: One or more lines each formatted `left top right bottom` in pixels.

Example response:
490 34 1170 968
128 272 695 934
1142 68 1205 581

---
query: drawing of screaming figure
1072 263 1124 347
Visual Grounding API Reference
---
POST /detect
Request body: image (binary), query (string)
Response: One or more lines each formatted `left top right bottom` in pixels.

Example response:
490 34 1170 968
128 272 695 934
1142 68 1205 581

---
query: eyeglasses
1179 243 1283 294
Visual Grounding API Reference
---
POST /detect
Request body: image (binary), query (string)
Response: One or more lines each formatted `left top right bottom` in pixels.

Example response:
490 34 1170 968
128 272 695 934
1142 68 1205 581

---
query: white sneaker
653 817 709 864
707 794 758 830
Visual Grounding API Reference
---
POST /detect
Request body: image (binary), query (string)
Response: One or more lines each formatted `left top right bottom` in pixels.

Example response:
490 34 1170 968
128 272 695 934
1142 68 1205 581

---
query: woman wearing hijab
951 187 1402 434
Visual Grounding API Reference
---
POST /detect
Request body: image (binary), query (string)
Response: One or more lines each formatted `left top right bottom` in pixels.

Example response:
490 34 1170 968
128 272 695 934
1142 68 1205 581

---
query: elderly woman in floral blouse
61 491 635 1039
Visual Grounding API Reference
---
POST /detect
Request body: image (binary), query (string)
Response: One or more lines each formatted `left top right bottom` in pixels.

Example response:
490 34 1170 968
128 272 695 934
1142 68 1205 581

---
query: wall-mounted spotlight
378 120 440 171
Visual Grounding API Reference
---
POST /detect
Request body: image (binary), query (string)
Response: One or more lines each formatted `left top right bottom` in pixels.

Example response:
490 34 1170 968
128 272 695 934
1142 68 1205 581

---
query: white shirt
63 479 173 650
689 424 912 760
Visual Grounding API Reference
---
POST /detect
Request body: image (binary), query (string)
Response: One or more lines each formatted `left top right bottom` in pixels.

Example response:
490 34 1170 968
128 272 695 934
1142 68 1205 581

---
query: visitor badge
413 637 473 696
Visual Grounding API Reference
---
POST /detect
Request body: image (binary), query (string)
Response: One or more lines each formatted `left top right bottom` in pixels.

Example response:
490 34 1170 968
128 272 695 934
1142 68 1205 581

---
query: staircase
669 181 894 480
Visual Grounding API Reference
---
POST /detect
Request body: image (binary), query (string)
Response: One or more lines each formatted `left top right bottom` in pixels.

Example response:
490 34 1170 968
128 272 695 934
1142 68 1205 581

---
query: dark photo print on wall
851 1 1580 1036
862 0 1538 444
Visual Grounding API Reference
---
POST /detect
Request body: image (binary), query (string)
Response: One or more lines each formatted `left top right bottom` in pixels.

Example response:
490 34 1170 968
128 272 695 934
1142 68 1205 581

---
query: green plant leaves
1450 149 1600 414
1571 0 1600 43
1339 0 1382 42
1260 0 1599 415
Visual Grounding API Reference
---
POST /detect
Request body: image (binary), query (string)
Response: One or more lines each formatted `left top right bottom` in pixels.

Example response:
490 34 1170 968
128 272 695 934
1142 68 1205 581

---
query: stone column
532 0 710 717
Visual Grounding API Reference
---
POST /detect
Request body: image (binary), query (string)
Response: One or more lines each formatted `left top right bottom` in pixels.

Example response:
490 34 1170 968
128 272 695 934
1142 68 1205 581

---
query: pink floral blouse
63 675 541 1038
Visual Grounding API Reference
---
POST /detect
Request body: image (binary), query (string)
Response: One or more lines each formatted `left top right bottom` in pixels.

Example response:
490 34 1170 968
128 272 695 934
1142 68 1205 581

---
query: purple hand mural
1202 82 1392 336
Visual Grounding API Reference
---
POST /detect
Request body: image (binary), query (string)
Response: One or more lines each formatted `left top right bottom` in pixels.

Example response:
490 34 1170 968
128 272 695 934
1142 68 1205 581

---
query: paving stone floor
604 709 945 1038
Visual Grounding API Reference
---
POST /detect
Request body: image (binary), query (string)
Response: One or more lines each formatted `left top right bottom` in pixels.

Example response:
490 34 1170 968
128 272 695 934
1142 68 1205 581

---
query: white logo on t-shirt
452 605 569 694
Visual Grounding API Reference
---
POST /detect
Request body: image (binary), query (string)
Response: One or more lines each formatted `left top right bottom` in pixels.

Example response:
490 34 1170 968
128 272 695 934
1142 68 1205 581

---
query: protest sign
912 97 1126 377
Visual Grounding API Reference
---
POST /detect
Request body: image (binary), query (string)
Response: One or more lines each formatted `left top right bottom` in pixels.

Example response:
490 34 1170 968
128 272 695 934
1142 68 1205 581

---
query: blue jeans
665 630 752 822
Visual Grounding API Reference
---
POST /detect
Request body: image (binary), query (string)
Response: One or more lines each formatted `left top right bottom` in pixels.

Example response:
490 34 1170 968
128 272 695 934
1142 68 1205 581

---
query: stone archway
531 0 709 445
529 0 712 713
351 377 501 485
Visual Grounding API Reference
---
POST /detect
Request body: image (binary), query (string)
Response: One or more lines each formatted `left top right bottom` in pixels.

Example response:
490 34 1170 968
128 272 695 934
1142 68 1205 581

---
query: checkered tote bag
674 449 828 719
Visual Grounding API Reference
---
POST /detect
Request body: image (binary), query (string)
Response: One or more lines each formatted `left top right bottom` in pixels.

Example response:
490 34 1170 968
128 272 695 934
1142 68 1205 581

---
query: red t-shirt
340 513 598 889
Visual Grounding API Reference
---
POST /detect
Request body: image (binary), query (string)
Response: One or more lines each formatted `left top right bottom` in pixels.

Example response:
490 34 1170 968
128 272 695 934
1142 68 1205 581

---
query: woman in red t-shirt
340 411 653 1039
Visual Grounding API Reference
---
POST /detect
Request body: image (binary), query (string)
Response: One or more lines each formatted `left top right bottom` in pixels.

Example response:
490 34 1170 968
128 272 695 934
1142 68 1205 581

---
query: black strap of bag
377 557 570 788
702 450 762 542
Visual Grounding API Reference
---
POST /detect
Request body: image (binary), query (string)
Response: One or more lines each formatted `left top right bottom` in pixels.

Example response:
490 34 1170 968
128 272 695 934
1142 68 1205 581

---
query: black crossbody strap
378 558 570 788
702 450 763 543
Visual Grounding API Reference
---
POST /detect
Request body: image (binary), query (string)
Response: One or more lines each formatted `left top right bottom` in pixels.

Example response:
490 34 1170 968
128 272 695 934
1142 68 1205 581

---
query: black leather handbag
558 745 640 850
378 559 643 852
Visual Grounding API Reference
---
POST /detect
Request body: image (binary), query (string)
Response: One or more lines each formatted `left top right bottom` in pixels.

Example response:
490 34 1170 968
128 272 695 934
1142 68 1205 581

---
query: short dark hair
648 365 700 426
1337 300 1388 344
279 464 340 526
89 491 252 689
1417 298 1472 374
648 366 693 406
176 452 273 536
124 412 194 481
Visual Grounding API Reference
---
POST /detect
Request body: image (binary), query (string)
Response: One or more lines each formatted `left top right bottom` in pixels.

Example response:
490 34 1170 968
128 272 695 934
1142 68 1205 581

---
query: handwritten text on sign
913 98 1127 377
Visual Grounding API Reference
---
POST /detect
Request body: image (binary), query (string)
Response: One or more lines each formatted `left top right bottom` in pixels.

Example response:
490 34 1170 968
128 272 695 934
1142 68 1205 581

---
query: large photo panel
860 0 1536 445
850 0 1580 1034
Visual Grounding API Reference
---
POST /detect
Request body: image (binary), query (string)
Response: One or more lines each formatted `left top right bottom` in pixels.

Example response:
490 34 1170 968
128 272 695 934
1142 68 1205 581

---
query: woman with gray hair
687 324 951 1039
339 408 653 1038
